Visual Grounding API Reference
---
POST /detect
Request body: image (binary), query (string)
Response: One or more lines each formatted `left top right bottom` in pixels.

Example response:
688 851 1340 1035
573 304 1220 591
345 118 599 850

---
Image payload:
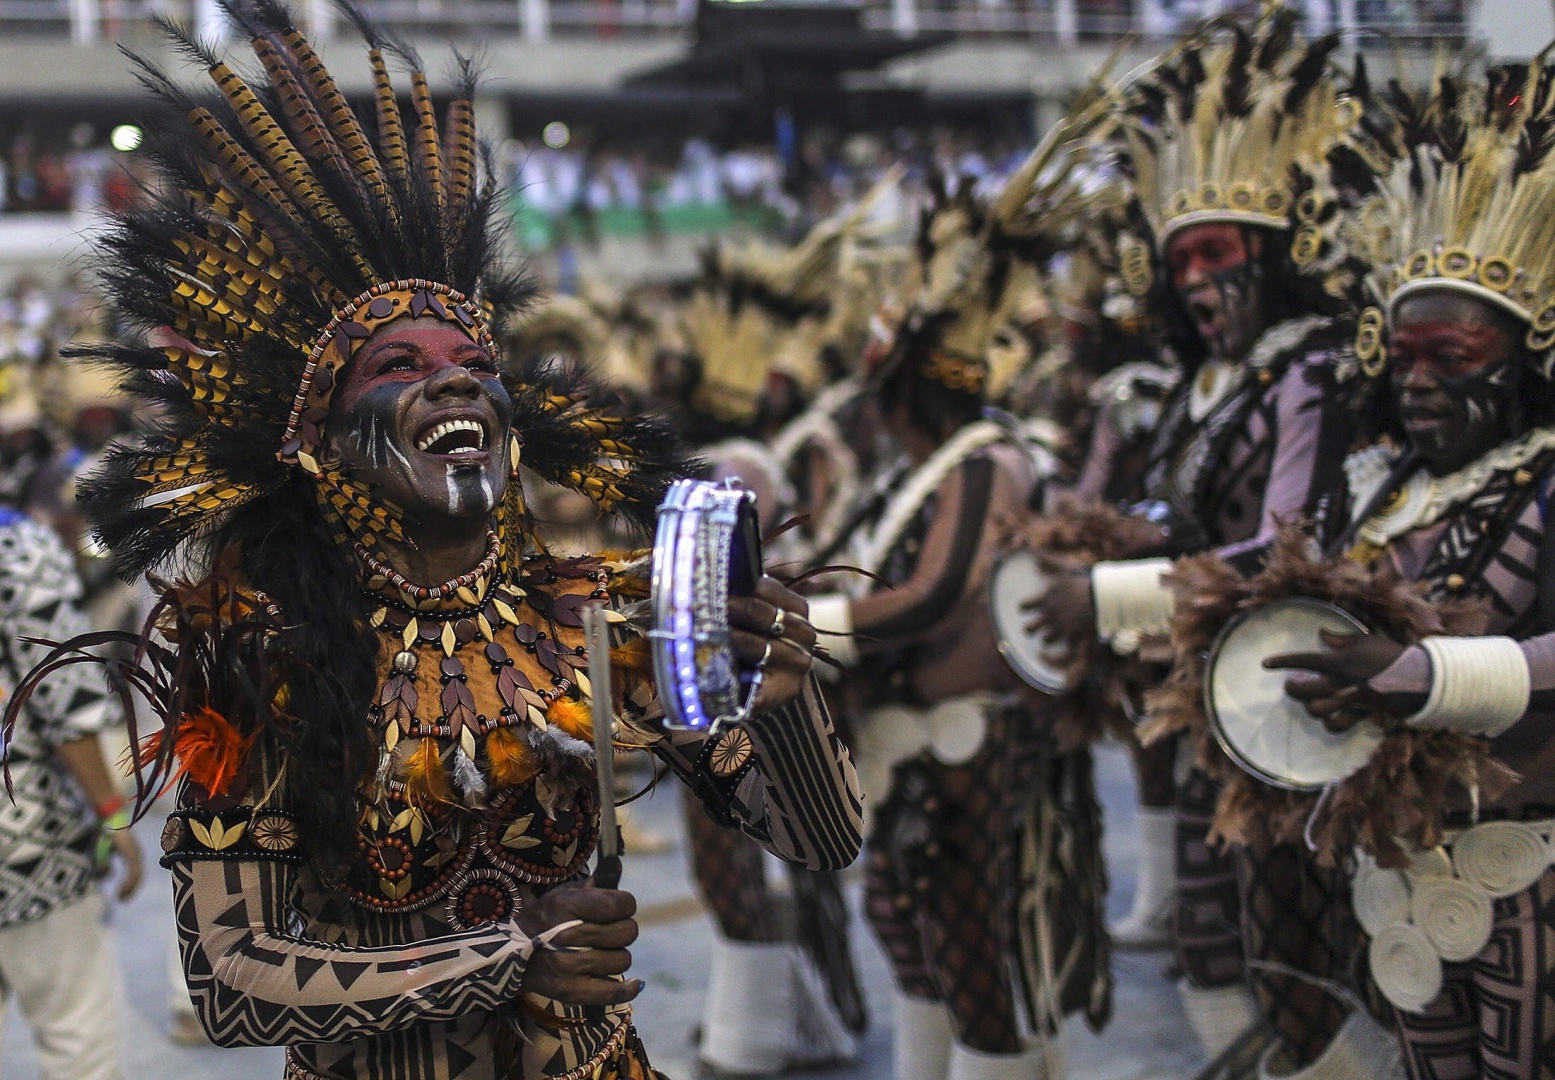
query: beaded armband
160 805 305 867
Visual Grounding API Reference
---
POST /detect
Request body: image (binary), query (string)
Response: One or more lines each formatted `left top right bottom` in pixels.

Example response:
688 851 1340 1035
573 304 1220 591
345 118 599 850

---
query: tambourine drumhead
650 479 763 732
1205 597 1382 792
990 550 1076 694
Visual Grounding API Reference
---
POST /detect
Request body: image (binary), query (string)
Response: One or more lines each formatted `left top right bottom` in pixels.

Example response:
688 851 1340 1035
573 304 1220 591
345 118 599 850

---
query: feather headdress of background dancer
1113 0 1390 378
1345 53 1555 382
46 0 688 868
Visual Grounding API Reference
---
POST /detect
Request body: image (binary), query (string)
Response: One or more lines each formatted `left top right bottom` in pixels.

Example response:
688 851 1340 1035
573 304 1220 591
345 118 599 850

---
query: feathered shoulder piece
1116 2 1369 265
77 0 686 580
1346 55 1555 372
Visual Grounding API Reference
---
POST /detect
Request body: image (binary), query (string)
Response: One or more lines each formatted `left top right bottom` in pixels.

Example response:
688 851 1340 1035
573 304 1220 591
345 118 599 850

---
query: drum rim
989 549 1075 695
1202 595 1372 793
650 478 763 732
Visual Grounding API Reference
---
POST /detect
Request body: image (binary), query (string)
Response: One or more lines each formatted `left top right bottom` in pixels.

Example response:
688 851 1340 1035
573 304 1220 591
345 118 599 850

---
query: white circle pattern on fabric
1352 862 1410 938
1354 820 1555 1014
1369 923 1444 1015
927 699 989 765
1403 845 1453 882
1452 821 1548 898
1410 877 1494 962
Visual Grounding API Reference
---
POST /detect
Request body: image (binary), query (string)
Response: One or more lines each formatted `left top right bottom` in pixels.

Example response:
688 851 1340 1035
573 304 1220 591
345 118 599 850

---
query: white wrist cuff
1408 636 1530 737
807 594 858 668
1092 558 1174 647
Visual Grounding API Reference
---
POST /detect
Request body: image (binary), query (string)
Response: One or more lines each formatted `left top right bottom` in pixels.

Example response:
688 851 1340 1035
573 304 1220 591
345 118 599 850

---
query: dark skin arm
727 576 818 714
1264 629 1419 731
54 734 143 901
1022 560 1095 650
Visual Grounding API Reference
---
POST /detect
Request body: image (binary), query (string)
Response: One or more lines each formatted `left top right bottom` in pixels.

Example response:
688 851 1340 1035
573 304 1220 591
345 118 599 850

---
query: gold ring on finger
767 608 786 639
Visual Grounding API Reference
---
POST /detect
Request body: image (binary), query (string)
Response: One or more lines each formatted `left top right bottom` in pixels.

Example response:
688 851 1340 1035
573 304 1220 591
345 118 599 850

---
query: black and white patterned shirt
0 511 114 928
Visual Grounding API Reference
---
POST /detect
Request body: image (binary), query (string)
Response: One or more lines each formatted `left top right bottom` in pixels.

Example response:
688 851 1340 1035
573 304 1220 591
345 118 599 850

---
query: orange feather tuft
398 737 453 804
484 726 540 788
547 696 594 744
140 707 254 799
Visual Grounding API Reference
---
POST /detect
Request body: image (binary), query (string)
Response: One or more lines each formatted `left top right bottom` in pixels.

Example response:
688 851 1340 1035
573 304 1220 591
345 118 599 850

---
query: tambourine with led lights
650 479 764 732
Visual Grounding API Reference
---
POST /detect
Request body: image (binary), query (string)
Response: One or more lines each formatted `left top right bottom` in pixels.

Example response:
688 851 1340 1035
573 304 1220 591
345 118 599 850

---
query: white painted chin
441 459 499 516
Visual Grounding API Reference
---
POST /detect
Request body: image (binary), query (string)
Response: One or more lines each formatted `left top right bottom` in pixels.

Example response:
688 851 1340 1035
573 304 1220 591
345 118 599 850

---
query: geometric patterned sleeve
0 518 113 747
847 456 996 646
163 742 536 1048
649 676 863 872
166 855 534 1047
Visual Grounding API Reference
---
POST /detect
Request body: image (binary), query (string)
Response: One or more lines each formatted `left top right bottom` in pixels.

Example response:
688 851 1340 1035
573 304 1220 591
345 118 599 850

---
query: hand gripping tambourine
990 550 1077 694
650 479 764 732
1204 597 1385 792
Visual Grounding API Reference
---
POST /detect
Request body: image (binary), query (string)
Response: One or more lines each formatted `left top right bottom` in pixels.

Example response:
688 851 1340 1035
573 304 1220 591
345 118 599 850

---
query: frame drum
1204 597 1382 791
650 479 764 732
991 550 1077 694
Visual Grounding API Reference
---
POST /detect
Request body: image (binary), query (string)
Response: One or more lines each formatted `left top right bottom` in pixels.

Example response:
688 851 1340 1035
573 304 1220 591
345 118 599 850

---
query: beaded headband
280 279 495 475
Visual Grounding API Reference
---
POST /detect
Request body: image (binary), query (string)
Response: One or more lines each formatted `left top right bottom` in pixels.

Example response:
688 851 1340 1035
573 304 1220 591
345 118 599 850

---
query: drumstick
583 603 621 890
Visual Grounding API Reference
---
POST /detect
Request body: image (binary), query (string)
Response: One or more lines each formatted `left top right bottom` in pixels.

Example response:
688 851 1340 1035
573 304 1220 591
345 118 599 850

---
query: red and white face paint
1389 290 1524 475
1164 222 1269 362
325 316 514 532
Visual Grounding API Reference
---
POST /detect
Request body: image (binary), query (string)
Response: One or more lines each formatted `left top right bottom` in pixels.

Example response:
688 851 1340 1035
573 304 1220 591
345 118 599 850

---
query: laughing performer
17 6 862 1078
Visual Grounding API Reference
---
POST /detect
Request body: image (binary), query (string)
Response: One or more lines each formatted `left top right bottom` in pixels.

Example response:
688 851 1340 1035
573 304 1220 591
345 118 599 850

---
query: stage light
110 124 143 152
542 121 571 149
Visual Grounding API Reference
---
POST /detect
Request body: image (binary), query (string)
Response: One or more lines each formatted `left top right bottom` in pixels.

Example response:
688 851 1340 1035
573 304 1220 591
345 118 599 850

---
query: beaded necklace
357 532 612 770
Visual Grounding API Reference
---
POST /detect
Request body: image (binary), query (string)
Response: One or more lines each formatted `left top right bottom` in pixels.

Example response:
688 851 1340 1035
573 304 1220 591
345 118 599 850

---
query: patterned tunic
0 511 114 929
1138 317 1352 559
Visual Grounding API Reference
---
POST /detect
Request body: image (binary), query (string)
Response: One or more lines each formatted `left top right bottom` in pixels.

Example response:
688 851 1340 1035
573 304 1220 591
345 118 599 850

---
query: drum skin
1204 597 1383 792
990 550 1077 694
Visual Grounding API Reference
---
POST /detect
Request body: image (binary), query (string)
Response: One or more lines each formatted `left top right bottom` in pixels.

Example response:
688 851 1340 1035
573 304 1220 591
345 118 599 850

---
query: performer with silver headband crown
10 3 862 1078
1024 6 1377 1070
1255 56 1555 1079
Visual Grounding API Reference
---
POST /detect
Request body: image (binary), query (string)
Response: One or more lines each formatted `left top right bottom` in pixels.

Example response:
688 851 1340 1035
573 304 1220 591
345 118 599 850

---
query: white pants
0 890 123 1080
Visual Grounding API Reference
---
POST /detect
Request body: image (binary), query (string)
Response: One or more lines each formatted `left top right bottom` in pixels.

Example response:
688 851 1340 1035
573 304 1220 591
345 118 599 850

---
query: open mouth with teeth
415 418 489 457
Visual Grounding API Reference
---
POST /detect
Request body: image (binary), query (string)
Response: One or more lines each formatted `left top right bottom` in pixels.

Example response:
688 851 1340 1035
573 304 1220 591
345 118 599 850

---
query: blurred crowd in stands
509 126 1030 240
0 127 147 216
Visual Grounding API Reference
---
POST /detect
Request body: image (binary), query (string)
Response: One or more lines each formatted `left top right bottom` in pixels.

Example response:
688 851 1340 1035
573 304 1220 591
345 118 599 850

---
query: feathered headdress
1117 3 1367 278
895 79 1121 398
680 180 900 424
78 0 684 579
1346 55 1555 371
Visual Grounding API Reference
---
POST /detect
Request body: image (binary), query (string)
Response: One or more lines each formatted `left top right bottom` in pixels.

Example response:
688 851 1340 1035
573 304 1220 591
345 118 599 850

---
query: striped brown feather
205 60 373 279
250 34 360 197
369 49 411 189
188 107 310 238
279 26 396 220
410 71 444 208
442 98 477 224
